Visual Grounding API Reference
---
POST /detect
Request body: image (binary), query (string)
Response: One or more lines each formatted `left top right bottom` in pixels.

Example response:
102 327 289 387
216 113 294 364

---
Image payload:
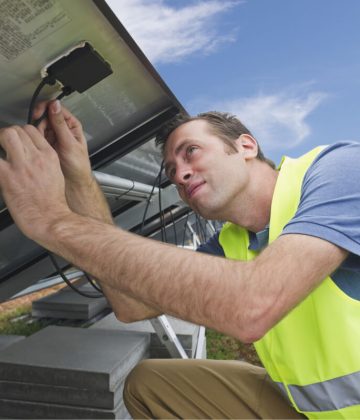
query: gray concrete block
150 346 192 358
31 307 106 320
0 398 129 419
0 379 124 410
0 335 25 352
32 286 109 320
0 326 149 391
91 313 199 350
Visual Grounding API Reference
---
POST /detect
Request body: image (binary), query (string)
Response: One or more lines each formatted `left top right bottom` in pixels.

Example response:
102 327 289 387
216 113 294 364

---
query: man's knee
124 359 157 418
124 359 158 402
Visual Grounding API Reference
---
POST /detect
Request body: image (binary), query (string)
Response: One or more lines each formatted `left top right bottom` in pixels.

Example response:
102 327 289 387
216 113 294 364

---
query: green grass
0 305 46 336
206 329 262 365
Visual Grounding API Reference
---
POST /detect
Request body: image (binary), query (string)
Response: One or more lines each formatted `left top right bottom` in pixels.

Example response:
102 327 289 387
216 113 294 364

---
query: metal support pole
150 315 188 359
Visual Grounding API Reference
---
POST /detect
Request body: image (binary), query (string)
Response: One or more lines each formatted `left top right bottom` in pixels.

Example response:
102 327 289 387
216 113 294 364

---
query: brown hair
156 111 275 169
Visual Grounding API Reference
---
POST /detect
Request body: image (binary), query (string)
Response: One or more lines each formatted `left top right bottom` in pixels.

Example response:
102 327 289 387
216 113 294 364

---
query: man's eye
169 168 176 179
187 146 197 156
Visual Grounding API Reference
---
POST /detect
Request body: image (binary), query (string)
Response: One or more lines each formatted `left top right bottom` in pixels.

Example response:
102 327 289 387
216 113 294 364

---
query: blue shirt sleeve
281 141 360 268
197 231 225 256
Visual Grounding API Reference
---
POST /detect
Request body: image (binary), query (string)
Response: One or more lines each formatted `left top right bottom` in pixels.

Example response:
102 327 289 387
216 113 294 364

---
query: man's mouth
187 182 205 199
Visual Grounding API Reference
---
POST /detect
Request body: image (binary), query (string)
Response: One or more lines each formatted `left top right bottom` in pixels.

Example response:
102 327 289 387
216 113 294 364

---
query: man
0 100 359 418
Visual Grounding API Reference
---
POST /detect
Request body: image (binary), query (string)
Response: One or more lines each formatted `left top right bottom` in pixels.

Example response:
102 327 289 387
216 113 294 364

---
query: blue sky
106 0 360 164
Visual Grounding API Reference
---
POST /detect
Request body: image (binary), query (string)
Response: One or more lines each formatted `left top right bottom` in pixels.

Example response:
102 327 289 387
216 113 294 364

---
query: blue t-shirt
197 142 360 299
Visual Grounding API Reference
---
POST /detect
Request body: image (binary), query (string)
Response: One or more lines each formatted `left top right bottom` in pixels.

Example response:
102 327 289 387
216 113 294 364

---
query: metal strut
150 315 188 359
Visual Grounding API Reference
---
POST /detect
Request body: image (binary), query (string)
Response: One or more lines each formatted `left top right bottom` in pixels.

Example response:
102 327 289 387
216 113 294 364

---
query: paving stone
0 378 126 410
0 326 149 391
91 313 199 353
32 285 109 320
0 398 129 419
0 335 25 352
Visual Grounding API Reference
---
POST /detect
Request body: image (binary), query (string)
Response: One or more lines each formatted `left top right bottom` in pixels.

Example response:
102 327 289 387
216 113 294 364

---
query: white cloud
204 91 327 150
105 0 240 63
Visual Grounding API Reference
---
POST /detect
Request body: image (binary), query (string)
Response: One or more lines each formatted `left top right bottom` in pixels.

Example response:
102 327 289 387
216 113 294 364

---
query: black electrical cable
27 78 73 126
157 161 168 243
27 78 49 125
169 208 178 245
32 88 73 127
28 78 102 298
139 163 163 235
84 273 103 293
114 180 135 201
196 214 208 243
182 212 190 247
48 253 103 298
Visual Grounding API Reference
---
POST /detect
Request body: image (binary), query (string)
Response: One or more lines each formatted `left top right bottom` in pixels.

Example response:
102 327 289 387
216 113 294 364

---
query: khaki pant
124 359 306 419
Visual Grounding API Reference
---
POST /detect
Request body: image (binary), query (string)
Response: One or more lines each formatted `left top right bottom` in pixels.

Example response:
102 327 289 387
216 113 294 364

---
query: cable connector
27 41 112 126
31 85 74 127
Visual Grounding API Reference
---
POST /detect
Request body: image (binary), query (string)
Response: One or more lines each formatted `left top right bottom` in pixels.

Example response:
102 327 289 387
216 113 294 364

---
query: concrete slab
32 285 109 320
91 313 199 350
0 378 125 410
0 335 25 352
0 398 129 419
0 326 149 391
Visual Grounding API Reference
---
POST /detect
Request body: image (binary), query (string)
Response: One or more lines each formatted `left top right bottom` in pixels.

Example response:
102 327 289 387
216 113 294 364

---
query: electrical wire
182 212 190 247
32 88 73 127
139 162 163 235
27 78 73 126
169 208 178 245
196 214 208 243
114 180 135 201
157 163 168 243
84 273 103 293
28 78 103 298
27 78 49 125
48 253 103 298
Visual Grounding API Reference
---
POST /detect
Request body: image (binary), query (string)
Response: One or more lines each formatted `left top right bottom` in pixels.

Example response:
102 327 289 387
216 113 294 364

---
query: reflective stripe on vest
276 370 360 412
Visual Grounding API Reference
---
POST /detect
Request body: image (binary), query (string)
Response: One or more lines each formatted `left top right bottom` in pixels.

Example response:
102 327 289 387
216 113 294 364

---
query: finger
36 115 48 136
0 157 10 189
12 125 40 154
49 100 85 144
44 127 56 147
0 156 9 170
32 100 49 121
33 101 49 136
22 124 52 151
0 127 26 164
47 100 75 145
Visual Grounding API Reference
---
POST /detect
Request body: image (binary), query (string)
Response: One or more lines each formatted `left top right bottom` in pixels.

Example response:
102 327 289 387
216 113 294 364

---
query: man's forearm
65 177 161 320
41 212 347 343
65 176 112 223
42 212 247 339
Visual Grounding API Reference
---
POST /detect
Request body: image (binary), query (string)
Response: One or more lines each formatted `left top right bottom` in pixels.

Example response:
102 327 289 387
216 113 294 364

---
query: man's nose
174 165 192 186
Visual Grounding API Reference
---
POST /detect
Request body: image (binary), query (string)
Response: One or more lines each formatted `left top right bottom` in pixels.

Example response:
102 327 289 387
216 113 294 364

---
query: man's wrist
65 172 95 192
43 210 83 253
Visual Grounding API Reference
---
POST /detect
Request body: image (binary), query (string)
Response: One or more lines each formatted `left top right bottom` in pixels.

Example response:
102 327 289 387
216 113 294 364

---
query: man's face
163 120 251 220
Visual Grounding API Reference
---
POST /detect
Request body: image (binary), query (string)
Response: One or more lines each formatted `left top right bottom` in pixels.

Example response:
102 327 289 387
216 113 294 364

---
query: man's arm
48 218 347 342
32 102 161 321
0 124 347 342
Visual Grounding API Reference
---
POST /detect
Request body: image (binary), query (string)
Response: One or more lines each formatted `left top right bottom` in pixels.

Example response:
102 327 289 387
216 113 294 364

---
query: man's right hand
33 100 92 186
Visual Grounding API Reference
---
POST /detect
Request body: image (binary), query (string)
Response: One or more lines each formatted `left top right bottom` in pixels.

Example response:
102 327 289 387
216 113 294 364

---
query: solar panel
0 0 186 301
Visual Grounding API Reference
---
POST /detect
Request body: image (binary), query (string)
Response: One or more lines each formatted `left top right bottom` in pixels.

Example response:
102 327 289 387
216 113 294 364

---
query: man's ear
234 134 258 160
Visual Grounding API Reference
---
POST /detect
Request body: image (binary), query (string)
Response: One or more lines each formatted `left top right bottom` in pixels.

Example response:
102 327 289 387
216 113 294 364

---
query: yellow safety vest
219 147 360 419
